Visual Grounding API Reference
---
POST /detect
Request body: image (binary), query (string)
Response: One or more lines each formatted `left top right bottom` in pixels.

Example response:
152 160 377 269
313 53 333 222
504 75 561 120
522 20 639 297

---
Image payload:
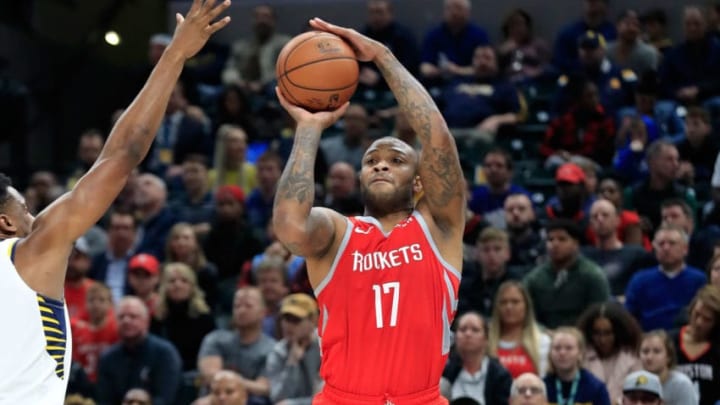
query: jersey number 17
372 282 400 328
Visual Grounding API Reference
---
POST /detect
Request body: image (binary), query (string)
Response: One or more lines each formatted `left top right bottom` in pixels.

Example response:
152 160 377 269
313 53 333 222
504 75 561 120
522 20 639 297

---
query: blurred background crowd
4 0 720 404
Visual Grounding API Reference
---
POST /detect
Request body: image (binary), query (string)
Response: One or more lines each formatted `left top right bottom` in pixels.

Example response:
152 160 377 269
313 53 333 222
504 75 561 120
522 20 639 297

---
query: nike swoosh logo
354 227 371 234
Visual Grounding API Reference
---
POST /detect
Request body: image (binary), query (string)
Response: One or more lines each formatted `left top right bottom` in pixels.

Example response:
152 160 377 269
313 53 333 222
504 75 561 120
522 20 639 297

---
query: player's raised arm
309 18 465 233
16 0 231 298
272 89 348 259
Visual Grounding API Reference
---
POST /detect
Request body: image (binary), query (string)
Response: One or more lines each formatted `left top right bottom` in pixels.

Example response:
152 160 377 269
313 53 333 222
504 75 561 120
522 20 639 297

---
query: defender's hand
167 0 232 61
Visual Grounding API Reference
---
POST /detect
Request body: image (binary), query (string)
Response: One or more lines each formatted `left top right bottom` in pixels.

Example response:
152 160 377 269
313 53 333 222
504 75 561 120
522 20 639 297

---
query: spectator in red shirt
541 76 616 168
71 282 119 382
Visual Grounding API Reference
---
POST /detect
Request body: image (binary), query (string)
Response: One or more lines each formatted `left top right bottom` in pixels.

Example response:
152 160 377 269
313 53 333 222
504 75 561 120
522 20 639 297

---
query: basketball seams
276 31 359 110
281 32 342 75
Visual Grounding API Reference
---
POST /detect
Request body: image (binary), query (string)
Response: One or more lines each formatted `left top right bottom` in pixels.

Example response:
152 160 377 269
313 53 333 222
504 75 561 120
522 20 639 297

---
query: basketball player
0 1 230 403
273 18 465 405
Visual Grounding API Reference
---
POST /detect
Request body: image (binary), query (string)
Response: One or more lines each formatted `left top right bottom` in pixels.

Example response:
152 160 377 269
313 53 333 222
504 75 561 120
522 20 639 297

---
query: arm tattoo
275 127 321 206
375 48 463 210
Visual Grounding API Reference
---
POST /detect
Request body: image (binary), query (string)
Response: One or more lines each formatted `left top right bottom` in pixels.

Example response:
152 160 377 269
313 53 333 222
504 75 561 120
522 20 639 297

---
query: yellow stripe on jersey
37 293 67 379
41 316 60 325
43 326 64 335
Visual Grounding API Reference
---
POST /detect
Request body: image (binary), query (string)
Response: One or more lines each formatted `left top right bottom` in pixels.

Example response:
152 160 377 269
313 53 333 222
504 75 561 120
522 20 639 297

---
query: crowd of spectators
37 0 720 404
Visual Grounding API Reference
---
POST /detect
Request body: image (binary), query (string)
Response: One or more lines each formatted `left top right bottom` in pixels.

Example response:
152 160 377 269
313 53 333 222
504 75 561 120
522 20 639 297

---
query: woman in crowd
577 302 643 402
672 285 720 405
640 330 698 405
151 262 216 371
208 124 257 193
165 222 220 310
487 281 551 378
441 311 512 405
543 327 611 405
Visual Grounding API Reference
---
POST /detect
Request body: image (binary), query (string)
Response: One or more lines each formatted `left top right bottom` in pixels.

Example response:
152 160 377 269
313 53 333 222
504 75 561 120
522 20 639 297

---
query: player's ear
412 175 422 194
0 213 17 236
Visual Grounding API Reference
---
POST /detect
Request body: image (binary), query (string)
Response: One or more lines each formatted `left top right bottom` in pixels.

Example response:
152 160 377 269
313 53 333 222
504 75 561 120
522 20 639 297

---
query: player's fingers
187 0 202 16
275 87 292 110
176 13 184 25
207 16 231 34
330 102 350 120
200 0 217 14
207 0 231 22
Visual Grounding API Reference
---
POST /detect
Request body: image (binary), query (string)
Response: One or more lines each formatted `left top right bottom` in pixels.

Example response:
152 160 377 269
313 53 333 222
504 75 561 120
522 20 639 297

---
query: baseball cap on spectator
555 163 586 184
215 185 245 203
623 370 663 399
280 293 318 319
73 237 91 256
128 253 160 276
577 31 606 49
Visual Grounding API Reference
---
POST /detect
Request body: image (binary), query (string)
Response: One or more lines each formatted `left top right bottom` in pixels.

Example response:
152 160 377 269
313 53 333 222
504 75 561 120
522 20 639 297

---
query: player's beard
360 181 414 218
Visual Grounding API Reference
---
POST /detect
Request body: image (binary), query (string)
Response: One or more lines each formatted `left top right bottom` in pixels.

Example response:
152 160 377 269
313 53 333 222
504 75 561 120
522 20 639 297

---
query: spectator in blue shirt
420 0 489 86
441 46 524 132
359 0 420 89
468 148 529 228
97 297 182 405
553 0 617 73
625 225 707 331
659 6 720 106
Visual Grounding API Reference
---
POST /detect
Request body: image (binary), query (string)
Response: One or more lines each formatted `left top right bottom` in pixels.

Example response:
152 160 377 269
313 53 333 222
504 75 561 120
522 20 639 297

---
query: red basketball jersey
314 211 461 399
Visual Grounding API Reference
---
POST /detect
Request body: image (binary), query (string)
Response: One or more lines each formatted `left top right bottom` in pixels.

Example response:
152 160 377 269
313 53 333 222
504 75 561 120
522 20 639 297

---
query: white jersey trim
412 211 461 280
314 218 353 297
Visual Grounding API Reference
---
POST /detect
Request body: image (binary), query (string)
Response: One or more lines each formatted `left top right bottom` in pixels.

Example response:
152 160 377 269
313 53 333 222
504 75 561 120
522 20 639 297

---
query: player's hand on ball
275 87 349 130
309 18 382 62
169 0 232 60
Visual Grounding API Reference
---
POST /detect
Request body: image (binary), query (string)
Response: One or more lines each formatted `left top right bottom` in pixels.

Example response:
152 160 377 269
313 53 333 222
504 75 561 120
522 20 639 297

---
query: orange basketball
276 31 359 111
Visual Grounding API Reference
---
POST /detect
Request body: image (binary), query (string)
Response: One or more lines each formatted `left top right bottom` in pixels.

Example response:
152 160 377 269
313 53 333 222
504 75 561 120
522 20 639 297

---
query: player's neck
366 208 413 233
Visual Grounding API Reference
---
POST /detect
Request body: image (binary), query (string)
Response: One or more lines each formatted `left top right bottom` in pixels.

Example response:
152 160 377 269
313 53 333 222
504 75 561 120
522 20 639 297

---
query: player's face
360 139 418 216
498 285 527 327
639 336 668 375
1 187 34 238
550 333 581 374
